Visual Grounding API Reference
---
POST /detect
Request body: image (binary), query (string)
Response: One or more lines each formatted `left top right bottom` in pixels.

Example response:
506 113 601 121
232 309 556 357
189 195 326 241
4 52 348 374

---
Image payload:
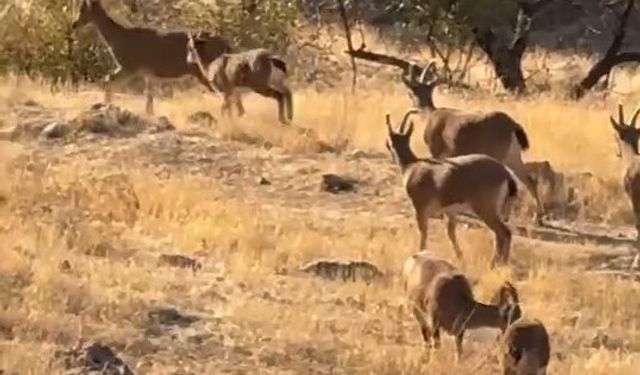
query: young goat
401 64 545 224
386 110 519 266
185 32 293 124
71 0 231 115
499 318 551 375
402 251 521 359
610 103 640 270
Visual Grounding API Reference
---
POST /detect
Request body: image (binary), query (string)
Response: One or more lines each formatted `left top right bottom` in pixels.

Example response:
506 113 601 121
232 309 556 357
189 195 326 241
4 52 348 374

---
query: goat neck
463 302 504 330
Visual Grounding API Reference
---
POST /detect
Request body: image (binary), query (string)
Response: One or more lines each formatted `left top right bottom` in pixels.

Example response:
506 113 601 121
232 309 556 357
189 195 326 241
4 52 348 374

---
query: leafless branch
570 0 638 99
336 0 359 90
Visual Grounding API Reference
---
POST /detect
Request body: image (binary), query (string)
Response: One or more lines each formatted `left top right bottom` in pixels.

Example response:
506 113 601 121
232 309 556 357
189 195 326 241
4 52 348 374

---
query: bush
0 0 297 85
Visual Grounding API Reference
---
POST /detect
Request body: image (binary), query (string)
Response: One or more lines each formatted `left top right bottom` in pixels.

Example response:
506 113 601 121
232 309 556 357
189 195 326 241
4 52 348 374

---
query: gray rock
157 254 202 271
298 258 384 283
320 173 357 193
41 122 69 139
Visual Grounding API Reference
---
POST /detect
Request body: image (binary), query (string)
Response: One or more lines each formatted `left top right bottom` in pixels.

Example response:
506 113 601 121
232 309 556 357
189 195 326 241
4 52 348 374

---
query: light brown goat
401 64 545 224
499 318 551 375
185 32 293 124
610 103 640 269
386 111 519 266
71 0 231 115
402 251 521 359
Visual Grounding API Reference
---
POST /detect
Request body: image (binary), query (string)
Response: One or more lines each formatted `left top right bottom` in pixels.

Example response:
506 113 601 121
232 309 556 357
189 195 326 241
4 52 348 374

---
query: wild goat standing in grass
71 0 231 115
403 251 522 359
609 103 640 270
385 111 519 266
401 64 546 225
185 32 293 124
499 318 551 375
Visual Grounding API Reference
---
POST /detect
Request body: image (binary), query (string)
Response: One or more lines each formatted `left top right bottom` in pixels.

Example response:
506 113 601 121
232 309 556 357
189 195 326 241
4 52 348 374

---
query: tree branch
336 0 358 90
570 0 637 99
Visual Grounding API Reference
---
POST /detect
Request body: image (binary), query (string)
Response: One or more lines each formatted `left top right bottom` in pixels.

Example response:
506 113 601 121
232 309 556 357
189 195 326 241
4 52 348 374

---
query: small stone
59 260 72 273
41 122 69 139
158 254 202 271
257 176 271 185
147 307 199 327
320 173 357 193
351 149 366 158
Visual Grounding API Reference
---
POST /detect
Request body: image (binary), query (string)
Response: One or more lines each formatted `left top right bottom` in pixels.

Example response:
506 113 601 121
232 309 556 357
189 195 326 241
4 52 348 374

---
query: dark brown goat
500 318 551 375
402 251 522 360
72 0 231 115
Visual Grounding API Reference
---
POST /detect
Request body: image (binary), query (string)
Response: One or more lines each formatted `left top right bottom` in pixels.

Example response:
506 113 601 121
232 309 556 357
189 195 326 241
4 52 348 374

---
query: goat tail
513 123 530 151
270 57 288 74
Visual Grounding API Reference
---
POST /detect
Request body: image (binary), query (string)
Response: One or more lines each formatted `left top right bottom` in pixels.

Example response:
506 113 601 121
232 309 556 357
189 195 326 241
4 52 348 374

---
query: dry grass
1 48 640 374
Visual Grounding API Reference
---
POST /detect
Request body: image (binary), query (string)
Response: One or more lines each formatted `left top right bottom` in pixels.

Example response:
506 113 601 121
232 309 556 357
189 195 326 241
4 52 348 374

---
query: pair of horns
386 109 419 134
406 62 437 84
612 103 640 128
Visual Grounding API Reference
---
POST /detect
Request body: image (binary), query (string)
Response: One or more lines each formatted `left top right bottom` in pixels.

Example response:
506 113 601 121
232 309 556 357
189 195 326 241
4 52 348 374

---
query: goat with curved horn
609 103 640 270
385 111 520 267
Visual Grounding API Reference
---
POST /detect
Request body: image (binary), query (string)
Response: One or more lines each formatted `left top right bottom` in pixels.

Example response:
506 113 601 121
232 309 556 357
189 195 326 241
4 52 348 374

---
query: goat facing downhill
402 251 522 360
609 103 640 270
185 32 293 125
499 318 551 375
71 0 231 115
401 64 545 225
385 111 519 267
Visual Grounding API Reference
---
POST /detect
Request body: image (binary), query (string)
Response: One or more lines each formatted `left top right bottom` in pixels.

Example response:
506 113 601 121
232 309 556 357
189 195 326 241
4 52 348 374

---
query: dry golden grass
1 51 640 374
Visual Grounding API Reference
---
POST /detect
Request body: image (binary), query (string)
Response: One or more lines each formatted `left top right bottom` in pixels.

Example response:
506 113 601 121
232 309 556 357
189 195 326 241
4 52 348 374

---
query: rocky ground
1 94 640 374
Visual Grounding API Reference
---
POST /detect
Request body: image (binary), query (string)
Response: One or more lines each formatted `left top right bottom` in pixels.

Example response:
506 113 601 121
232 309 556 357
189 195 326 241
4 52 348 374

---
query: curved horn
399 109 420 133
419 65 430 83
630 105 640 128
419 62 437 83
618 103 625 125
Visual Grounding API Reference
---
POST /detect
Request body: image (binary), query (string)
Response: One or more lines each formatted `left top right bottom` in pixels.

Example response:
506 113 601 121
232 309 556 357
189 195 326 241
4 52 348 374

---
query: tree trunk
473 28 527 94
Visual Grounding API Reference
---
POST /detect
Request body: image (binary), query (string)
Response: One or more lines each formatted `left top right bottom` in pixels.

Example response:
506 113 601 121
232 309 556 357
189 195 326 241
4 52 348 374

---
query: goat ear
385 113 394 134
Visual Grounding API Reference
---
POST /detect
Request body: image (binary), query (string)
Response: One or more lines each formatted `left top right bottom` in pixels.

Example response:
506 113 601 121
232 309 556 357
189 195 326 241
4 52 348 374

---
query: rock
187 110 217 128
150 116 176 133
59 260 72 273
40 122 69 139
257 176 271 185
55 342 133 375
157 254 202 271
320 173 357 193
85 242 114 258
84 343 133 375
147 307 200 327
298 258 384 283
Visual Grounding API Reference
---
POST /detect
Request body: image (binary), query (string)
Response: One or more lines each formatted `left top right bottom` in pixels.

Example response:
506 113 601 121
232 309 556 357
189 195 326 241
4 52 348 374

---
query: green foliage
0 0 297 84
375 0 520 45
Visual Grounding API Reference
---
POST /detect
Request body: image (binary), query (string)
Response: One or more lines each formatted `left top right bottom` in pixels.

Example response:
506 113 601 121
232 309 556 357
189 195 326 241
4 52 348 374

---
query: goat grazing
385 110 519 266
185 32 293 124
401 64 545 224
402 251 521 359
71 0 231 115
610 103 640 270
499 318 551 375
